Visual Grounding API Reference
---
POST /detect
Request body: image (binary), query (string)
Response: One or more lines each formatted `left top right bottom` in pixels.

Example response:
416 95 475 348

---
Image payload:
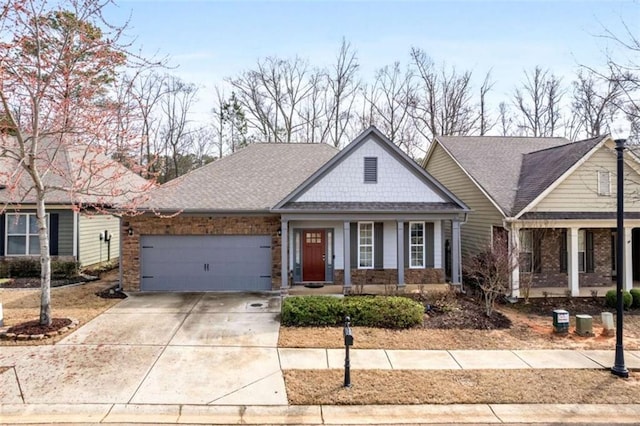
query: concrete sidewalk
278 348 640 370
2 402 640 424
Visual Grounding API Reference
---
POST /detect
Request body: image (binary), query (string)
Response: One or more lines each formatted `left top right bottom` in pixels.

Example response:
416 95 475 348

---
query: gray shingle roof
434 135 572 216
520 211 640 220
143 143 339 211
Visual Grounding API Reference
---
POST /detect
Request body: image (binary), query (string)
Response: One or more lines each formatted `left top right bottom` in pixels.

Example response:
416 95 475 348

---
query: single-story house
121 126 469 293
0 136 150 269
423 134 640 297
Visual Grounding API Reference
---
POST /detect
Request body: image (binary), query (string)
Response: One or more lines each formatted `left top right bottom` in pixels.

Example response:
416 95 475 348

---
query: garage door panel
140 235 272 292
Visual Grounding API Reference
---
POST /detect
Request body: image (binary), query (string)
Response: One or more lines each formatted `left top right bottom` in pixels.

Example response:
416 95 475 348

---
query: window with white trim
358 222 374 268
6 213 47 255
578 229 586 272
598 171 611 196
409 221 425 268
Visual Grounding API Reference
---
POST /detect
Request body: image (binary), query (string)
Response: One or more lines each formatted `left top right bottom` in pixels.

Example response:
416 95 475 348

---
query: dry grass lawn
0 273 121 346
284 369 640 405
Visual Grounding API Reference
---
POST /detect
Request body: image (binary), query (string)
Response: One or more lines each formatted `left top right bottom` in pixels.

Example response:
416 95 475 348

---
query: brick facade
520 228 613 288
121 214 280 292
331 268 444 286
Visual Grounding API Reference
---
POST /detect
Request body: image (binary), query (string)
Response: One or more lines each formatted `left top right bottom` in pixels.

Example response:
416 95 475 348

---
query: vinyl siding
534 145 640 213
425 144 504 257
78 213 120 267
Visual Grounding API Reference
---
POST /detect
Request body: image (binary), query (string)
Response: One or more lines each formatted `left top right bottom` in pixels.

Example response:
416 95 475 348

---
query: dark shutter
586 230 595 273
404 222 409 268
374 222 383 269
364 157 377 183
350 222 357 270
559 229 567 273
0 213 4 256
49 213 59 256
532 230 542 273
425 222 434 268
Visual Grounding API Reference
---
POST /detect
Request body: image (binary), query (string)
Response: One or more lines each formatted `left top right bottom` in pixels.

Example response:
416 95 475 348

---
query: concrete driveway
0 292 286 405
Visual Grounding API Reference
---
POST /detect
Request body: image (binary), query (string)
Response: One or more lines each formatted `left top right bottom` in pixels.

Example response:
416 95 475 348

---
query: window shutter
404 223 409 268
559 229 567 273
374 222 383 269
586 230 595 273
533 230 542 273
425 222 434 268
364 157 377 183
350 222 357 270
0 214 4 256
49 213 59 256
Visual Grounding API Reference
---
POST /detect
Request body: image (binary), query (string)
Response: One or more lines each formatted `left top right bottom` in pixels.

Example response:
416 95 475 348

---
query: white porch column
280 219 289 293
568 227 580 297
509 225 520 298
433 220 442 268
343 221 351 292
451 219 461 285
625 227 633 291
397 221 405 287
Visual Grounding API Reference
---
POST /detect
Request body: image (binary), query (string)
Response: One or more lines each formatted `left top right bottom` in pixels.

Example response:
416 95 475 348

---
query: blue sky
104 0 639 120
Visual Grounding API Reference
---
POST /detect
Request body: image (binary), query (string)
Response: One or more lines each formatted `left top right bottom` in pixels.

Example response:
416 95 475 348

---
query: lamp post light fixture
612 125 630 378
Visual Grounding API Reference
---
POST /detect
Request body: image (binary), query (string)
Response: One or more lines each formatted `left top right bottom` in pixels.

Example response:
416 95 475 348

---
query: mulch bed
6 318 72 335
0 275 96 289
95 285 127 299
423 295 512 330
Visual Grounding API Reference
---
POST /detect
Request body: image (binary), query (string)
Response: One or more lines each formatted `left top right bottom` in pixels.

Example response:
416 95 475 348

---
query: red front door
303 230 325 281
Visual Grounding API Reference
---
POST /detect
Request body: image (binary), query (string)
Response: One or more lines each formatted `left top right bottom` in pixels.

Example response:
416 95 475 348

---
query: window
519 230 533 273
578 229 595 273
578 229 586 272
358 222 374 268
6 213 46 256
364 157 377 183
598 171 611 196
409 221 425 268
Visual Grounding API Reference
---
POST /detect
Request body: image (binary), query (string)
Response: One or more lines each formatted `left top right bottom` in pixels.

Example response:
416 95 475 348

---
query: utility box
601 312 615 337
575 314 593 336
553 309 570 334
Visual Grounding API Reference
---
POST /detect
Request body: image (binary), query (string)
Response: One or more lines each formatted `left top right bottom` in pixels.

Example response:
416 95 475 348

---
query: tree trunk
36 193 52 326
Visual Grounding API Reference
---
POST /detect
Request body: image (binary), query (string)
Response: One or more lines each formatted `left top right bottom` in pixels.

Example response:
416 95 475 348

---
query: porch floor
287 283 450 296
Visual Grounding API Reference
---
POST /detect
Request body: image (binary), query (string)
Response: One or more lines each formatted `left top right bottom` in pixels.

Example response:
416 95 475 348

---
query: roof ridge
525 135 606 155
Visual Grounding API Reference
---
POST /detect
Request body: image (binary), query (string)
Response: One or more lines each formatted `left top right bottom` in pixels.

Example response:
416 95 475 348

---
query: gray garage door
140 235 272 291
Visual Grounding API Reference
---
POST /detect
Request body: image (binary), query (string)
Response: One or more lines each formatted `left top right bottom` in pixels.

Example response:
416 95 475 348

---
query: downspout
118 216 123 291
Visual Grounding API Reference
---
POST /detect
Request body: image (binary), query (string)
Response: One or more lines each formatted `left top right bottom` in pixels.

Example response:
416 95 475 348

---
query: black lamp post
612 138 629 378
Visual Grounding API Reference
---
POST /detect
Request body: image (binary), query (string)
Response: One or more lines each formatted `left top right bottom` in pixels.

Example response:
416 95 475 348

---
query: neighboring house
121 127 469 293
0 137 150 269
423 134 640 297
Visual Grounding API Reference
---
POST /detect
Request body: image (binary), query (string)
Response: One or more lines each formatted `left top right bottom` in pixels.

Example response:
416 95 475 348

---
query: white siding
383 221 397 268
297 137 446 203
78 214 120 267
534 145 640 213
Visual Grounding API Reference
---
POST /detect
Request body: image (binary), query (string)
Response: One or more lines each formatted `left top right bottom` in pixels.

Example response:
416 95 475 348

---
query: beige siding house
424 135 640 297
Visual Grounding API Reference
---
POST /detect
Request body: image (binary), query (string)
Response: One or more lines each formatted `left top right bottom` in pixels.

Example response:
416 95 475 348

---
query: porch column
625 227 633 291
568 227 580 297
280 219 289 294
397 221 404 287
509 225 520 298
451 219 461 285
433 220 442 268
343 221 351 292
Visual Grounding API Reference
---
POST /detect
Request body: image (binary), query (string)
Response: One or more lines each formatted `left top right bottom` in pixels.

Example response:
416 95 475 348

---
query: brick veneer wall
121 215 280 292
331 268 444 286
520 228 612 288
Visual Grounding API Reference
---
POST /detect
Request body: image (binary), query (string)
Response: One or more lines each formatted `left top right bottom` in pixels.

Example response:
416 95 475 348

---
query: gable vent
364 157 377 183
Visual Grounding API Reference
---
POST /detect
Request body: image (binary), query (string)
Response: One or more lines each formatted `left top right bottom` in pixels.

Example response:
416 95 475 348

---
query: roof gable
275 126 469 211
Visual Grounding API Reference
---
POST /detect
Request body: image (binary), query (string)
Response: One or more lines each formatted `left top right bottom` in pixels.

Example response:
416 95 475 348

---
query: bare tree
497 102 514 136
0 0 154 325
478 71 495 135
513 66 565 136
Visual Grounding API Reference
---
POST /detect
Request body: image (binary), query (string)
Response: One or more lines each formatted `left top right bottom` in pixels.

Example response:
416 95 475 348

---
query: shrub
0 259 79 279
630 288 640 309
5 259 40 277
51 261 79 279
281 295 424 329
606 289 632 310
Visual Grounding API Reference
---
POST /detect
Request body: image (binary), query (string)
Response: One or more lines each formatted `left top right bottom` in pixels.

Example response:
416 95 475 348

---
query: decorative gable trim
273 126 469 211
514 135 609 219
424 137 506 217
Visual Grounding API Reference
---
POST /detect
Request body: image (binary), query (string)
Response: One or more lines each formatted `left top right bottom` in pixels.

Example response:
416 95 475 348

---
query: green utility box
552 309 570 334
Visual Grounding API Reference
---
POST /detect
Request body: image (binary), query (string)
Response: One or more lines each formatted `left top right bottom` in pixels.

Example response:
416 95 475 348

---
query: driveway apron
0 292 285 406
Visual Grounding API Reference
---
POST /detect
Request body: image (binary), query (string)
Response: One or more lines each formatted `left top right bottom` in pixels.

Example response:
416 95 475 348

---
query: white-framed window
597 171 611 196
519 229 533 273
578 229 586 272
409 221 425 268
6 213 47 256
358 222 374 269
